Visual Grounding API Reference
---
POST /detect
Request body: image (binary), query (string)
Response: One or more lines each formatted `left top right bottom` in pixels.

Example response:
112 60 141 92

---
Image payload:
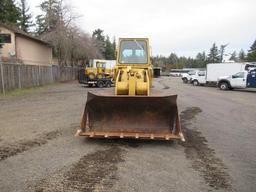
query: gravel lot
0 77 255 192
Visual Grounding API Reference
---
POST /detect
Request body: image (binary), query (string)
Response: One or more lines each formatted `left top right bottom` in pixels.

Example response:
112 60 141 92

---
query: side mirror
232 75 237 78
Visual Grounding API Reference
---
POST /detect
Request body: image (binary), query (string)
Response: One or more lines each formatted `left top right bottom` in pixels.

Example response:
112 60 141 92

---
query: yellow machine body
85 60 113 80
77 38 184 141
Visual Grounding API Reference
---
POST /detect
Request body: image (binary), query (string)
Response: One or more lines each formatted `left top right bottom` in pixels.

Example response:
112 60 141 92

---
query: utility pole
220 43 229 62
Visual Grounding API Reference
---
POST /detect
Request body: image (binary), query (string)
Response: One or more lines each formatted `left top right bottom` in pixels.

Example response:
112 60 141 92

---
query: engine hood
218 75 230 80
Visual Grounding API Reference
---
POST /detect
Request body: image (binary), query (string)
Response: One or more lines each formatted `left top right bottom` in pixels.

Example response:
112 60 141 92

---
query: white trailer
191 63 253 86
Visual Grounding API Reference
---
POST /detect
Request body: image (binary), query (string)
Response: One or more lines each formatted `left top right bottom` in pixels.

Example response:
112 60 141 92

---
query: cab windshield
188 71 196 75
96 62 106 68
119 40 148 64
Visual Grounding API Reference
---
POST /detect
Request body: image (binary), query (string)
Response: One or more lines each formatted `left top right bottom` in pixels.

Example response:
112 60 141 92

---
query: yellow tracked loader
76 38 185 141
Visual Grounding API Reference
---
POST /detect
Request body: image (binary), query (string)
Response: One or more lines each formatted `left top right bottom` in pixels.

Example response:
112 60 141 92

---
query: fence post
38 65 40 86
0 48 5 96
18 63 21 89
51 65 53 83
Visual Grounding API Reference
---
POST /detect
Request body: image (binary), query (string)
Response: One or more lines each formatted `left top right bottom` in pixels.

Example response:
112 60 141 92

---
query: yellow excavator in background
76 38 184 141
78 59 115 87
85 60 113 80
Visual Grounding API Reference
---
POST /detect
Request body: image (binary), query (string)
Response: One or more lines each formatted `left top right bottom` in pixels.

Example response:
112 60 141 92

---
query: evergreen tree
247 40 256 62
19 0 33 32
238 49 246 62
35 0 60 34
92 29 105 42
112 37 116 59
35 15 47 35
196 51 207 67
229 51 238 62
92 28 105 56
168 53 178 64
105 36 115 59
0 0 21 26
207 43 220 63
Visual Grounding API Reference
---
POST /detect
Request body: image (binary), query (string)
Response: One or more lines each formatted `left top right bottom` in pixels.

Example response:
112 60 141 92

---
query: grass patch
0 83 59 97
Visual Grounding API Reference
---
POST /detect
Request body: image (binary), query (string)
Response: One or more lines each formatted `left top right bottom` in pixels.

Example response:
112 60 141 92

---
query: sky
27 0 256 58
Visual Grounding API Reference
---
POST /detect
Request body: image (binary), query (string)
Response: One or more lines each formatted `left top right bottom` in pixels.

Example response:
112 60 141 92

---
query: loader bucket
78 90 184 141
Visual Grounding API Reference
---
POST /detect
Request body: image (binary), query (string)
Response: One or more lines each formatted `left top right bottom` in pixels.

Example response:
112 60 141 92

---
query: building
0 23 52 65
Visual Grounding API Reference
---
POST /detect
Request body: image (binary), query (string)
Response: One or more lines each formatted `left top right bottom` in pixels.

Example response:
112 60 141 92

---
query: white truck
191 63 253 86
181 70 199 83
217 68 256 90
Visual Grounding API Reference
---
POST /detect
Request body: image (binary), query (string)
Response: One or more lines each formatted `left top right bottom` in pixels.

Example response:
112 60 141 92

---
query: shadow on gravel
0 131 60 161
159 80 170 89
83 138 176 148
35 146 124 192
231 89 256 93
180 107 233 191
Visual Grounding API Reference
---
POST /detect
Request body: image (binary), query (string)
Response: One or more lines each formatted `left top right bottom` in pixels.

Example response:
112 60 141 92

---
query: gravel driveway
0 78 255 192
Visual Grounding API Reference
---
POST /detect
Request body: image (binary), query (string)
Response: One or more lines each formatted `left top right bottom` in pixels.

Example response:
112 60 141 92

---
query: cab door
247 70 256 88
230 72 247 88
197 71 206 84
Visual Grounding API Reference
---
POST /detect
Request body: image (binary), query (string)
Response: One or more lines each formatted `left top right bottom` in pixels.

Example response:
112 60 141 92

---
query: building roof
0 23 51 46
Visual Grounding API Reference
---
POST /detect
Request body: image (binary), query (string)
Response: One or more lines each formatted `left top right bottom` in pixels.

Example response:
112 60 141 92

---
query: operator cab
119 40 148 64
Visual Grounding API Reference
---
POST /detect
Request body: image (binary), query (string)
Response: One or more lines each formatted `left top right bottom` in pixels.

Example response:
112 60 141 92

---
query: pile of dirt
180 107 233 191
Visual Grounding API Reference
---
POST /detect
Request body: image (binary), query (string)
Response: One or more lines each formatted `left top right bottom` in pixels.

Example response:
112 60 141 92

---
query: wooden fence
0 63 79 94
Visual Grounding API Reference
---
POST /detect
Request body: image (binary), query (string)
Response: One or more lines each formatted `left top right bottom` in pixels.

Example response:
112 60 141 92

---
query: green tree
35 0 59 34
92 28 105 42
92 28 105 57
92 29 116 59
35 15 47 35
229 51 238 62
247 40 256 62
207 43 220 63
238 49 246 62
0 0 21 26
168 53 178 64
112 37 116 59
19 0 33 32
105 36 115 59
195 51 206 67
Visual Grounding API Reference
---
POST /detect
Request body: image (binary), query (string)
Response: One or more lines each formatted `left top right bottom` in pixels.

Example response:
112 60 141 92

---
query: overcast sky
27 0 256 58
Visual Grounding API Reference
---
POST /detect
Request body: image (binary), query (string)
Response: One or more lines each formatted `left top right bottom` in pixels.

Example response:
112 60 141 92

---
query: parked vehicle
78 59 115 87
169 69 190 77
217 68 256 90
191 63 256 86
182 70 205 84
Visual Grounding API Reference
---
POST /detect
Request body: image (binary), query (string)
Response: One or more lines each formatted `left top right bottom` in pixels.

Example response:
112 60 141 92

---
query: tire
97 80 104 88
105 81 111 88
219 82 229 90
96 73 105 79
193 80 199 86
183 78 188 83
88 73 95 80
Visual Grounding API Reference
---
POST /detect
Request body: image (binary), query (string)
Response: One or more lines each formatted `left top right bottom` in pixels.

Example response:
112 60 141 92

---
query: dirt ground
0 77 255 192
